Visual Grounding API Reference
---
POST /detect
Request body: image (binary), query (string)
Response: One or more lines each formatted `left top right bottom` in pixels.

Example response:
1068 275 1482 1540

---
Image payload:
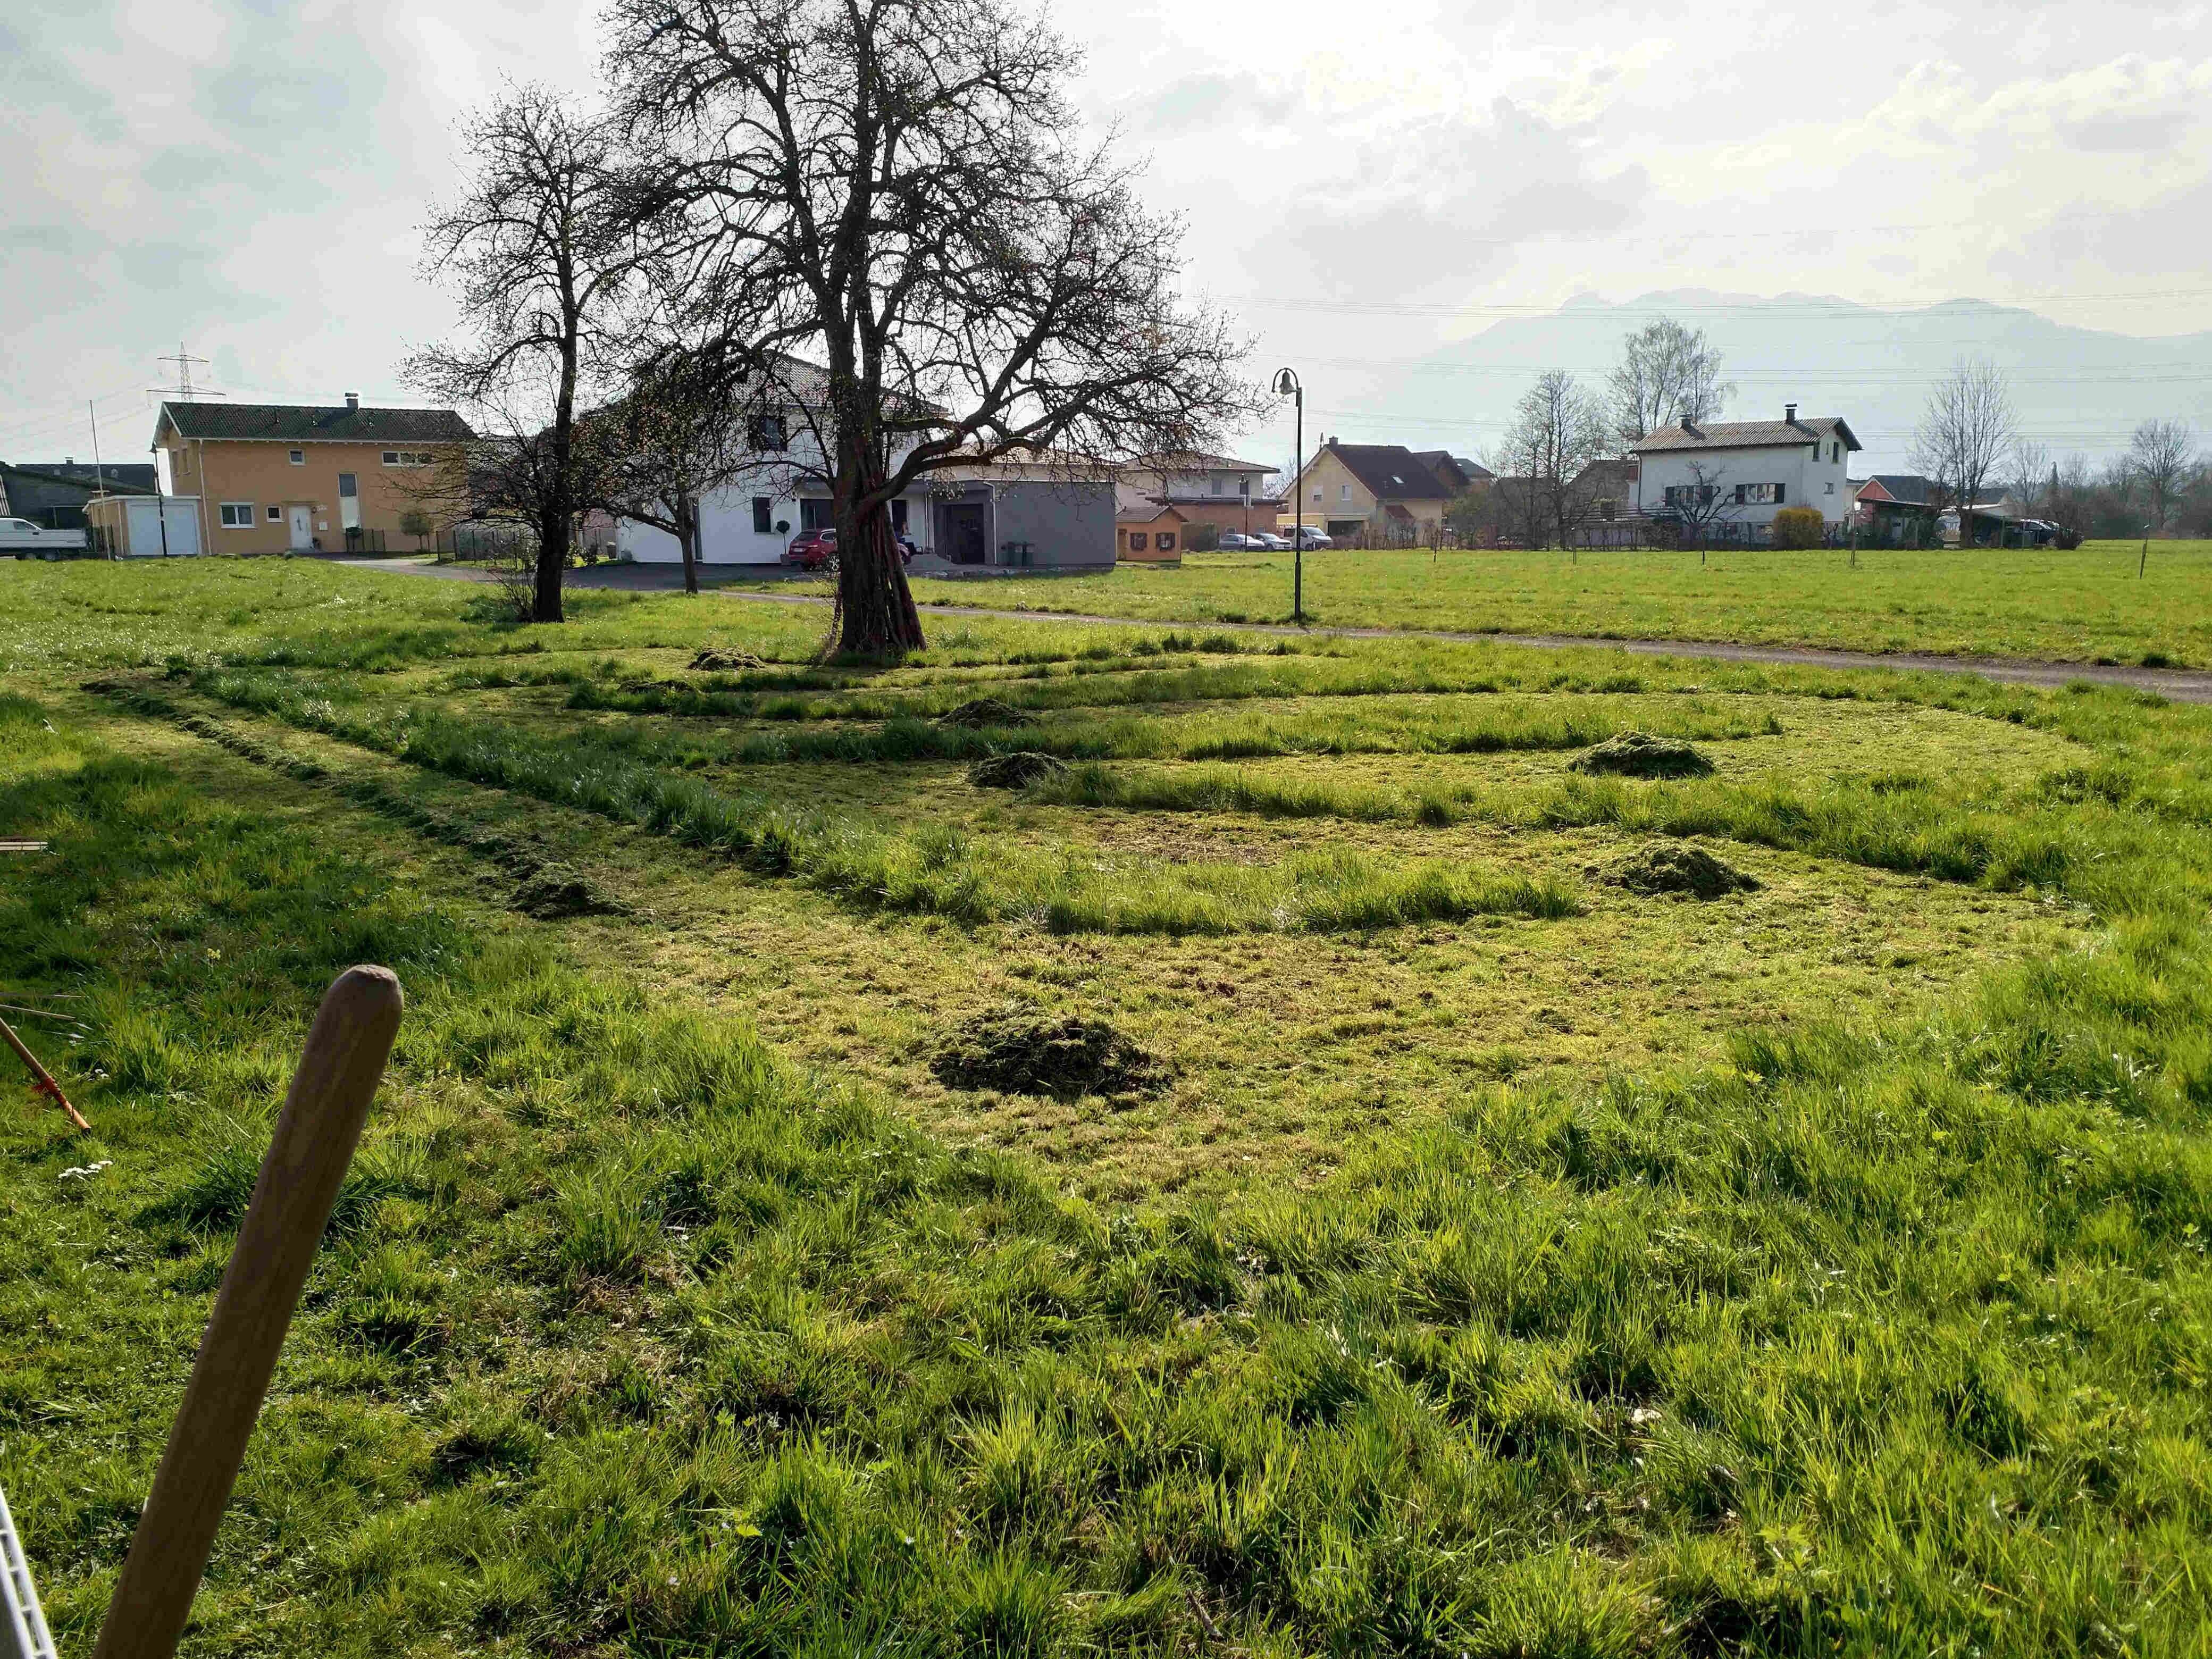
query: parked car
782 527 837 568
1 517 89 558
1280 526 1332 550
1248 531 1291 551
1216 532 1270 551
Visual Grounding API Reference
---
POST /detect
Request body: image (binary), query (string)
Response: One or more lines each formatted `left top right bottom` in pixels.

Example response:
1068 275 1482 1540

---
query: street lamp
1272 367 1304 623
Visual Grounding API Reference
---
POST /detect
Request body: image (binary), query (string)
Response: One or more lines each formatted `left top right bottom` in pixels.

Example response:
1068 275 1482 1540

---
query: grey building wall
993 479 1113 568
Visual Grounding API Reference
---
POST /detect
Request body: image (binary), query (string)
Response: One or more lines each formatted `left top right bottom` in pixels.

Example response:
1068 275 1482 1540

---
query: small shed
1116 488 1186 563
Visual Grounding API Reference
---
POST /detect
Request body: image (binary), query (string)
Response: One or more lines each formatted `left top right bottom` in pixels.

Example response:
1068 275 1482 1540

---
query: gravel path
331 556 2212 703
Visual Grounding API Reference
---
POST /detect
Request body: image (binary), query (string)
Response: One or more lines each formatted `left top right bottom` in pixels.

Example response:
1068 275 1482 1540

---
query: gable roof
1318 443 1451 500
1855 473 1938 507
1412 450 1495 492
1631 416 1859 455
1114 485 1187 523
1571 457 1639 492
156 400 475 445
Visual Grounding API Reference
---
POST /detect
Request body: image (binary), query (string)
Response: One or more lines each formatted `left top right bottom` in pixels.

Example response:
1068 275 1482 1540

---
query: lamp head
1272 368 1299 396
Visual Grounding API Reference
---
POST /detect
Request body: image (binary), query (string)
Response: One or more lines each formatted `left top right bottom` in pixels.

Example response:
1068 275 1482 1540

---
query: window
219 502 254 527
1310 488 1321 503
799 498 833 531
1831 442 1840 463
1157 532 1175 551
1825 481 1836 495
1211 476 1224 495
266 505 282 521
752 413 788 451
1663 484 1717 508
1129 532 1147 551
337 473 357 498
1735 482 1783 505
890 498 909 530
751 497 773 533
288 449 305 465
1338 483 1351 502
381 450 434 466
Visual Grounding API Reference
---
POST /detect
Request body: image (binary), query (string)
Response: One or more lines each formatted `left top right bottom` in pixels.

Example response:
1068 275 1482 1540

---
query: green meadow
881 539 2212 667
3 557 2210 1656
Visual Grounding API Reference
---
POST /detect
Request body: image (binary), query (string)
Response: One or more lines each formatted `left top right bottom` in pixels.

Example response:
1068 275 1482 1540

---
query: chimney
1784 402 1798 425
344 391 360 410
1680 418 1699 439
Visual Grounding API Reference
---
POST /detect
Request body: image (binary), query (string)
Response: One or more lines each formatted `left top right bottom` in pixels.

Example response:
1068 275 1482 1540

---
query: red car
782 527 836 568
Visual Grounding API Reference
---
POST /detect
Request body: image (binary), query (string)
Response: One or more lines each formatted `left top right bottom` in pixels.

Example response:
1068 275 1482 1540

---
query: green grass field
872 539 2212 668
4 558 2211 1656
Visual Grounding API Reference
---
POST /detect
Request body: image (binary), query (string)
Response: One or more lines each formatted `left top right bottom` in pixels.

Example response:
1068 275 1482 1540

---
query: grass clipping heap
1605 841 1761 899
938 697 1038 729
1570 730 1714 778
968 751 1068 789
931 1003 1171 1099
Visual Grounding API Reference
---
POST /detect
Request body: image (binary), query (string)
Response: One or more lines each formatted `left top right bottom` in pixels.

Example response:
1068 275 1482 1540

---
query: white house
1631 406 1862 531
613 366 1111 570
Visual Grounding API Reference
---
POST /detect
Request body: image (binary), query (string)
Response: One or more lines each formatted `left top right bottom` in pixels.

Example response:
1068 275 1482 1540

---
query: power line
1235 287 2212 320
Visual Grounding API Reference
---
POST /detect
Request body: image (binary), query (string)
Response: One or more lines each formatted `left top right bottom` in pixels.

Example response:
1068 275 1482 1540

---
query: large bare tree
2130 419 2199 532
605 0 1254 657
1909 359 2016 540
1493 370 1610 550
1607 318 1732 447
407 87 651 623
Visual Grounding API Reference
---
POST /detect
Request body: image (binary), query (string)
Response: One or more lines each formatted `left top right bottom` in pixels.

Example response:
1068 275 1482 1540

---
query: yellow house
1279 441 1465 544
153 396 474 556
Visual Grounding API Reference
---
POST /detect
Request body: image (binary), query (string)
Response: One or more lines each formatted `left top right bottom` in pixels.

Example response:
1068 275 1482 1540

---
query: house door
942 504 986 565
287 506 312 550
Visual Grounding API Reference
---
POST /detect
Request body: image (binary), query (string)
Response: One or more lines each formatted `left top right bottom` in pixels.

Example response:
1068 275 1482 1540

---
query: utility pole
1273 368 1304 624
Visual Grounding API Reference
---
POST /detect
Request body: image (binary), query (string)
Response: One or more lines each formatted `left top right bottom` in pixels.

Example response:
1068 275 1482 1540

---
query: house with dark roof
1413 451 1494 493
1630 405 1862 530
0 460 159 530
154 395 474 555
1284 440 1455 544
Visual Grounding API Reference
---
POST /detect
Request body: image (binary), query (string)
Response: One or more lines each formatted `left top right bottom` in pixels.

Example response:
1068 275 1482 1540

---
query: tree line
405 0 1254 650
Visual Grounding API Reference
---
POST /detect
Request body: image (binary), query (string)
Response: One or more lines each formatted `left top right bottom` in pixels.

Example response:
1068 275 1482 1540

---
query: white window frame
382 450 433 467
219 501 255 528
288 449 306 465
1338 483 1351 502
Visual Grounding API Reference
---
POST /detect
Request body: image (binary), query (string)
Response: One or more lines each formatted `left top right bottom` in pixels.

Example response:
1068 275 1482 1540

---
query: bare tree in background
2007 438 2051 516
406 87 652 623
606 0 1255 658
591 345 758 594
1607 319 1732 447
2130 420 2199 532
1910 360 2015 544
1494 371 1610 550
1657 459 1742 564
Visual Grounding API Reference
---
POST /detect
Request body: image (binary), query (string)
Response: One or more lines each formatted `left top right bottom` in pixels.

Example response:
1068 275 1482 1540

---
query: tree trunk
533 501 567 623
833 442 925 659
680 497 700 596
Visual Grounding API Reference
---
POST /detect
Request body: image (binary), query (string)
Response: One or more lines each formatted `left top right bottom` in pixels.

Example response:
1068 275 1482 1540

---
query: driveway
332 557 2212 704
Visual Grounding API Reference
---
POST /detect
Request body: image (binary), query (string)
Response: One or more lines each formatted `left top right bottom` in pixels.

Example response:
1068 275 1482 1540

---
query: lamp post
1272 367 1303 623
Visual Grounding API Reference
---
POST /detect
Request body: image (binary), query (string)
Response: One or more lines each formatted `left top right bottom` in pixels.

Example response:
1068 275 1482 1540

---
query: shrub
1186 522 1221 552
1771 506 1824 549
398 508 434 550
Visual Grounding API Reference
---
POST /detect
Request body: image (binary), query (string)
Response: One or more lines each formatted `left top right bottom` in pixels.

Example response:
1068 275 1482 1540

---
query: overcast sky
4 0 2209 472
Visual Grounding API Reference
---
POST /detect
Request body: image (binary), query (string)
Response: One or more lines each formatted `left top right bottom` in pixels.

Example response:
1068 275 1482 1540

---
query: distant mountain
1321 291 2212 474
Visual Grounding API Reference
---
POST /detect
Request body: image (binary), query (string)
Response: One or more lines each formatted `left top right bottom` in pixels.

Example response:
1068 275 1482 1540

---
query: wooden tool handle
93 967 403 1659
0 1015 89 1132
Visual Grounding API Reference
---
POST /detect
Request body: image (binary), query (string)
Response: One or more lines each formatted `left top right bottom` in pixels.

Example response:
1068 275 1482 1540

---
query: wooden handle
0 1014 89 1133
93 967 403 1659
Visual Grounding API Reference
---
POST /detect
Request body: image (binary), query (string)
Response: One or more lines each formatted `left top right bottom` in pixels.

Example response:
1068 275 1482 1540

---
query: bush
1771 506 1823 549
1186 523 1221 552
398 508 434 550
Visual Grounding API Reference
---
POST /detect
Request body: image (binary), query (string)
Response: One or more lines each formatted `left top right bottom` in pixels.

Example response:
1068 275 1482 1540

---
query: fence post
92 967 403 1659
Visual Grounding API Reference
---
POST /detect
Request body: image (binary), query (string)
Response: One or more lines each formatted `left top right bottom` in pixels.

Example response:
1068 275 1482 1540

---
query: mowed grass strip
7 698 2212 1656
137 677 1581 934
